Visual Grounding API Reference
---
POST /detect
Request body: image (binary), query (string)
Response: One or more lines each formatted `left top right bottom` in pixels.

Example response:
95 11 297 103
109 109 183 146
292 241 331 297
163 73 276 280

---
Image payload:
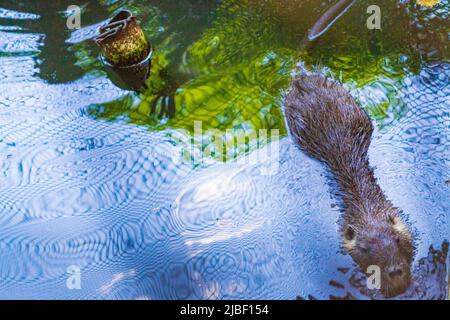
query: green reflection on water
85 0 448 162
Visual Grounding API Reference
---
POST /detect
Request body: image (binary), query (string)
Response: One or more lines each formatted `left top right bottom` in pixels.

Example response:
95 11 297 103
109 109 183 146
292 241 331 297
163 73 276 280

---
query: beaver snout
388 264 406 279
382 263 411 298
364 253 412 297
344 221 413 297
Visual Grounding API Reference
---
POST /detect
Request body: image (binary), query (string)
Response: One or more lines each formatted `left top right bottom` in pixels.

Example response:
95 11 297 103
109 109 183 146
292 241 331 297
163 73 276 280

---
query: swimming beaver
285 75 414 297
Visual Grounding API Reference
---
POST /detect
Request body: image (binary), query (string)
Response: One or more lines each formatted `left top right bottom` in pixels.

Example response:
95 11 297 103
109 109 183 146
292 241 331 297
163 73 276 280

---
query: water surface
0 0 448 299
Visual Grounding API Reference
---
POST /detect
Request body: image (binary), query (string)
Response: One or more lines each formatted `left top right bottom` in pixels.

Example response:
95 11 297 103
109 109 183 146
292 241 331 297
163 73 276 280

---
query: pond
0 0 448 299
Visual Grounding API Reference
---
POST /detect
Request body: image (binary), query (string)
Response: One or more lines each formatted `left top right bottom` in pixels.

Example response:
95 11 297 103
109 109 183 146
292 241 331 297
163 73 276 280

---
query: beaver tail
285 75 373 173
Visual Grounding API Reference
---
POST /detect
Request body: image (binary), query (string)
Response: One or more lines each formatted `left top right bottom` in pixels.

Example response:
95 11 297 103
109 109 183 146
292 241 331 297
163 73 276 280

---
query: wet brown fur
285 75 414 297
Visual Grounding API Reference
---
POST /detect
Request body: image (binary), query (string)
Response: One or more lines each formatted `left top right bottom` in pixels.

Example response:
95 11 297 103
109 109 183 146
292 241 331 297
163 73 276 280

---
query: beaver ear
344 226 355 241
388 215 396 225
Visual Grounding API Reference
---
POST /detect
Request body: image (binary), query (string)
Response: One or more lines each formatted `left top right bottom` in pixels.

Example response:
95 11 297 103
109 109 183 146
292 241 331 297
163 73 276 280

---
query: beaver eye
388 215 396 225
345 227 355 241
396 237 401 244
361 246 370 254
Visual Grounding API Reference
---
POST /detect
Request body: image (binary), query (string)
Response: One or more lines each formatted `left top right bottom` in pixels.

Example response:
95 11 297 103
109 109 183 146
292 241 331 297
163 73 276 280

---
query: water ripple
0 3 448 300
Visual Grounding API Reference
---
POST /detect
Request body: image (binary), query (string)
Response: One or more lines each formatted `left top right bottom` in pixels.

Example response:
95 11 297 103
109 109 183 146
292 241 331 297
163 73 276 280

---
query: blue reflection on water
0 4 448 299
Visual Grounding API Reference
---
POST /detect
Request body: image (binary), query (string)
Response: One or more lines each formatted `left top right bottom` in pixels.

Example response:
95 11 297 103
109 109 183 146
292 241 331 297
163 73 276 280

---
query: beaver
285 75 414 297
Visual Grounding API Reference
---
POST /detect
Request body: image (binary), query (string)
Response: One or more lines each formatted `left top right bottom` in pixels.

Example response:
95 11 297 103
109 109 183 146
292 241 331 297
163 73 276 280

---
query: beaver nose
388 266 404 278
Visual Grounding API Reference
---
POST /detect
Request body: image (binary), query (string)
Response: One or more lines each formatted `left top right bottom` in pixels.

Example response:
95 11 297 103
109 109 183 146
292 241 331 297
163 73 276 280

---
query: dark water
0 0 449 299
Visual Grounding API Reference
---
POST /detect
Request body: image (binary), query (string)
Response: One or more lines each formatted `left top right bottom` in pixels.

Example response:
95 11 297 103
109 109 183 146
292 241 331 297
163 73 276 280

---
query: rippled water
0 1 449 299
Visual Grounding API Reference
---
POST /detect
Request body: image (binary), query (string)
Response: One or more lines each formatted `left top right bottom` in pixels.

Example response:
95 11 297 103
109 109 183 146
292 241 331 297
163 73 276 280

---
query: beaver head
342 211 414 298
